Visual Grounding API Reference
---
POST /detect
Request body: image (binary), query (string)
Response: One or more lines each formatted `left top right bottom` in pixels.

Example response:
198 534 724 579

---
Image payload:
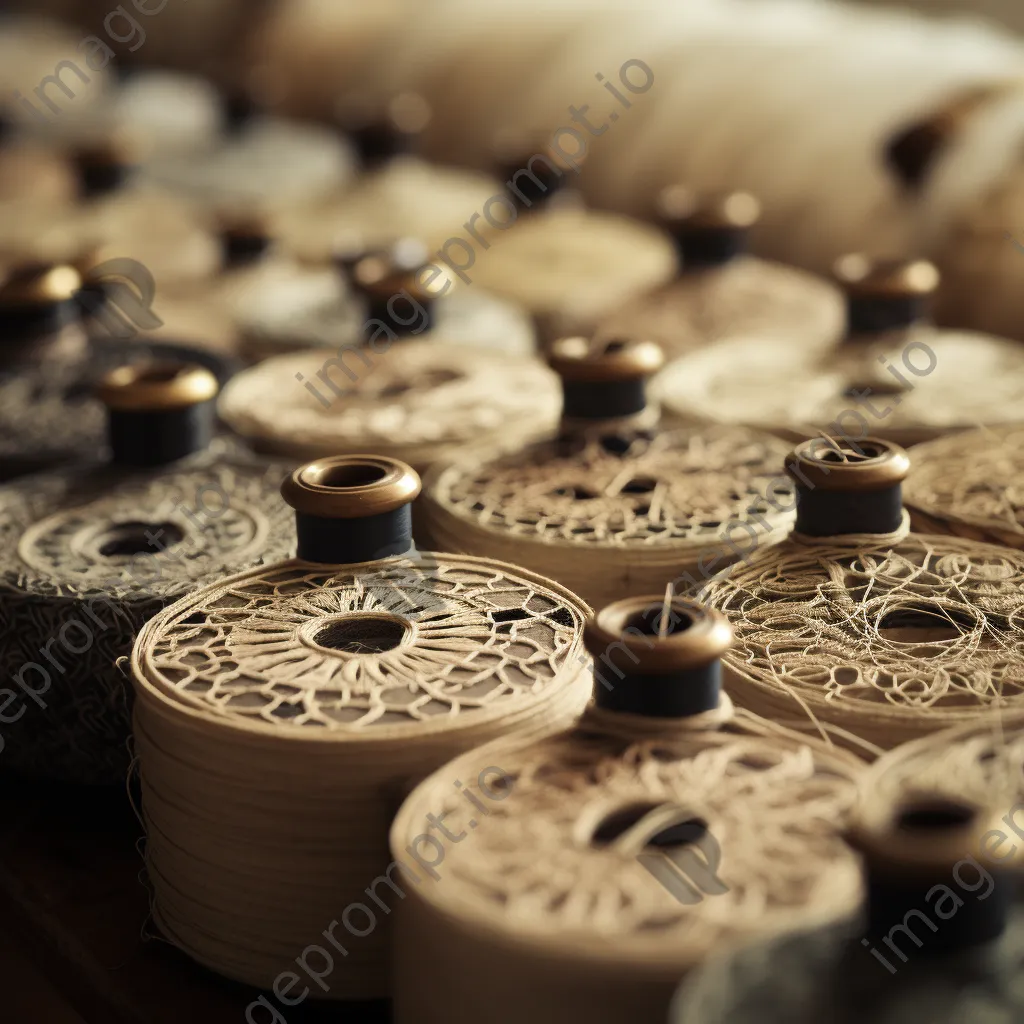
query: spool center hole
317 464 389 489
97 520 183 557
897 800 976 833
816 441 887 463
878 607 971 644
623 606 694 638
592 802 709 848
314 615 406 654
135 365 187 384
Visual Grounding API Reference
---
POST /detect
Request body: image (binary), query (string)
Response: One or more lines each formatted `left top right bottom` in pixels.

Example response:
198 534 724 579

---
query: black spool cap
498 144 571 208
0 263 82 346
351 252 440 339
785 437 911 538
73 140 138 198
835 255 940 337
585 597 734 718
219 217 274 268
340 92 430 169
656 187 759 269
97 362 219 467
548 336 664 421
850 799 1013 954
281 456 422 564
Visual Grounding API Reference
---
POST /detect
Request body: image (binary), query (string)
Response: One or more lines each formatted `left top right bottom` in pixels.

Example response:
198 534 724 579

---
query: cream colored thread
705 532 1024 754
420 424 796 611
789 509 912 548
131 554 592 997
389 699 864 1024
904 424 1024 547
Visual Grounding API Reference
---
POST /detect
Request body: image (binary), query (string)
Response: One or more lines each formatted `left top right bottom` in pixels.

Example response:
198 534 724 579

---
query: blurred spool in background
217 341 562 473
670 791 1024 1022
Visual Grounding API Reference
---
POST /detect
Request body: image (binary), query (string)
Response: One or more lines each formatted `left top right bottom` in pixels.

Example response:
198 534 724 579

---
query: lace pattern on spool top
704 435 1024 756
0 361 295 783
217 340 561 470
421 336 796 610
653 256 1024 443
904 425 1024 549
390 595 864 1024
593 189 844 359
130 454 592 998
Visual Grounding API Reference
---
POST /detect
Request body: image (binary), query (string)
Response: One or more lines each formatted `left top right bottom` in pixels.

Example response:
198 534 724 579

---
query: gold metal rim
548 336 664 383
96 362 219 412
786 436 911 492
584 596 733 673
0 263 81 306
833 254 940 297
281 455 422 519
656 186 761 230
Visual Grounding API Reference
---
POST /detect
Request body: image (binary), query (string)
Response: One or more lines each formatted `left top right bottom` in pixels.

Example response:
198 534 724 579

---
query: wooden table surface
0 773 391 1024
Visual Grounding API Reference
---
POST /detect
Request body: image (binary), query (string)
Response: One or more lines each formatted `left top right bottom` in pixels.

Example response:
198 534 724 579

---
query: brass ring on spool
281 455 422 519
785 436 911 492
547 336 664 382
584 596 733 675
96 361 219 412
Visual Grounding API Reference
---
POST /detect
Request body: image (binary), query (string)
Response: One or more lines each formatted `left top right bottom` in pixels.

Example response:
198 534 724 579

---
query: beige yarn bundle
390 595 865 1024
131 455 592 998
420 337 796 611
217 342 561 472
904 425 1024 549
704 436 1024 758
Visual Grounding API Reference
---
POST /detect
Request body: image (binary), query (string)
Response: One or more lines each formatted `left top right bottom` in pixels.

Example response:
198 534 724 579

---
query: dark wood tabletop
0 773 390 1024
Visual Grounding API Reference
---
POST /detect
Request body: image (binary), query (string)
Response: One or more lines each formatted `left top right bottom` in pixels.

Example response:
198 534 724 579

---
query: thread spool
420 336 796 610
703 435 1024 756
0 261 85 366
834 254 939 338
903 425 1024 549
671 793 1024 1023
236 237 535 361
0 259 237 480
390 594 865 1024
654 253 1024 445
217 342 561 473
865 717 1024 858
97 362 218 467
338 91 432 170
140 106 355 216
0 361 296 784
593 188 843 360
71 138 140 199
784 435 909 537
454 185 677 345
158 211 358 361
493 134 582 210
130 453 592 997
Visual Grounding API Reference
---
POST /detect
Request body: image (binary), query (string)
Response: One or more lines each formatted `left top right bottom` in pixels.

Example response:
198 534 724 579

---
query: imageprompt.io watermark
296 56 656 410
